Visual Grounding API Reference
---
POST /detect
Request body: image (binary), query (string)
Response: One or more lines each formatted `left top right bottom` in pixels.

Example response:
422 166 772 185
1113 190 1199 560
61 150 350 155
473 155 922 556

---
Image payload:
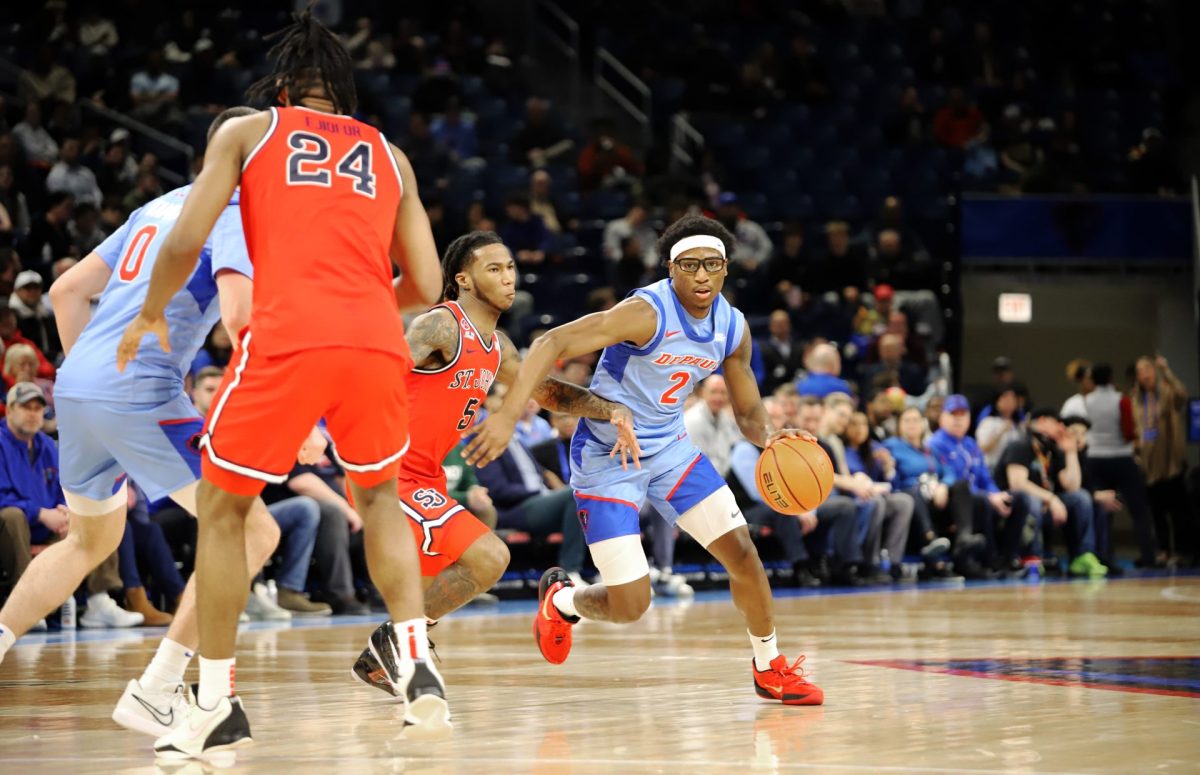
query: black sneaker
154 695 253 760
367 621 452 741
351 645 399 698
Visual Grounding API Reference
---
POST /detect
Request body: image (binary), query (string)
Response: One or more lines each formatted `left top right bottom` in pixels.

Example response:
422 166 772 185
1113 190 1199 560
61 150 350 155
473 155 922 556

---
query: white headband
669 235 726 262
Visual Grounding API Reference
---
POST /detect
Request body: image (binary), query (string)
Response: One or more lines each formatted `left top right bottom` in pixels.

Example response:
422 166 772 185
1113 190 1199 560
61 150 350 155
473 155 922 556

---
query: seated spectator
117 484 182 626
46 138 103 208
933 87 984 149
529 170 565 235
514 398 554 447
995 408 1106 576
0 307 54 381
841 411 915 580
796 343 852 398
190 326 233 377
402 112 452 190
715 193 772 275
21 192 74 280
510 97 575 169
975 386 1024 469
92 130 140 198
603 200 658 268
871 228 933 290
809 221 869 294
578 118 644 191
8 271 59 360
864 311 928 369
862 333 927 397
499 193 553 269
760 310 805 394
883 407 956 577
853 284 892 337
1084 363 1160 567
475 436 586 584
765 222 810 304
18 44 76 105
430 98 480 165
0 164 31 236
123 170 165 213
445 439 498 529
683 375 742 477
259 490 330 616
928 395 1014 573
1064 415 1125 572
3 344 54 424
11 102 58 169
729 398 858 587
68 203 107 257
129 48 184 131
0 250 18 302
865 389 896 442
532 412 578 487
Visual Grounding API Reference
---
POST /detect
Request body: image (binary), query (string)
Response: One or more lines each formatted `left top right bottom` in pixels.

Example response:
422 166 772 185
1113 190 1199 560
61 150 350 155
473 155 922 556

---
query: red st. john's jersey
239 106 410 361
398 301 501 487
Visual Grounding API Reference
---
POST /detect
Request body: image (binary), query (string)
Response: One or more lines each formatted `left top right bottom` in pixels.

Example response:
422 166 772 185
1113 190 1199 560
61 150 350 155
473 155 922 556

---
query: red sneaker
533 567 578 665
753 655 824 705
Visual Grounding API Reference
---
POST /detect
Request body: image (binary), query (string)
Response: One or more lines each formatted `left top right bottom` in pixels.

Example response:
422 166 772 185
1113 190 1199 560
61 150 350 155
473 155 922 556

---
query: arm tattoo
406 308 458 371
534 377 618 420
423 562 485 620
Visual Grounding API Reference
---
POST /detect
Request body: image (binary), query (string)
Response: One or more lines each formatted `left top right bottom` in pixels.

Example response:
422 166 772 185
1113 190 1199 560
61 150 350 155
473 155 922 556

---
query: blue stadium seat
736 192 770 222
580 190 631 220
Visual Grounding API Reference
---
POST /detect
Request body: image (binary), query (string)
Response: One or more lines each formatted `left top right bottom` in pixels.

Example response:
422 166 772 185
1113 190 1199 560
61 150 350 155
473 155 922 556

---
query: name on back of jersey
302 114 365 137
653 352 718 370
449 368 495 391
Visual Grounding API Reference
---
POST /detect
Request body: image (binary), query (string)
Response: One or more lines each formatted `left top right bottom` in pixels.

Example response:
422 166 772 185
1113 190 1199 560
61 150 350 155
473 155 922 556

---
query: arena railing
533 0 582 118
594 47 652 148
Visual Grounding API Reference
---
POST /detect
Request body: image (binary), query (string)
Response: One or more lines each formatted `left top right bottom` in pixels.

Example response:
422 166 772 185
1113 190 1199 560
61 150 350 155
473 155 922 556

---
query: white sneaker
155 694 253 761
80 595 145 628
113 679 193 736
243 583 291 622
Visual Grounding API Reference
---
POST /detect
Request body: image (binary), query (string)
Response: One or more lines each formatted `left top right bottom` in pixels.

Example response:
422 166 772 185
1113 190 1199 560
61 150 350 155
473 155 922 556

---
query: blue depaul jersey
583 279 745 457
54 186 252 405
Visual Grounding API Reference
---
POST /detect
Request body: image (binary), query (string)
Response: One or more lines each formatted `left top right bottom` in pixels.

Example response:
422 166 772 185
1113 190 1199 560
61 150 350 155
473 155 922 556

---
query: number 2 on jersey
285 132 376 198
659 371 691 405
118 224 159 282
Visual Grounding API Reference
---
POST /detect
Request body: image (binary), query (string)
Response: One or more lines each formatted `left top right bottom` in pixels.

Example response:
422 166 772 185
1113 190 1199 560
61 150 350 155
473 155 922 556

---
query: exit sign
999 293 1032 323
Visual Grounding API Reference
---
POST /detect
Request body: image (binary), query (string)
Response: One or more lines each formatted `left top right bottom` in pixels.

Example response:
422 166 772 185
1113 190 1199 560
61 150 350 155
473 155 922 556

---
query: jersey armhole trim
378 132 405 198
723 309 744 360
242 108 279 172
624 292 665 353
411 305 463 375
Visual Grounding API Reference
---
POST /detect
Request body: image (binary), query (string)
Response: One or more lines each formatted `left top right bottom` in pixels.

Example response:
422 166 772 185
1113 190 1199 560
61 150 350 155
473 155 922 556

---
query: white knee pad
676 486 747 548
64 481 128 517
589 534 650 586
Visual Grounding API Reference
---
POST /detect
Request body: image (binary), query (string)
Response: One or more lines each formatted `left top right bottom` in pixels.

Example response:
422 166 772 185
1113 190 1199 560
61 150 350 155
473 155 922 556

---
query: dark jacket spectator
578 119 644 191
0 383 64 547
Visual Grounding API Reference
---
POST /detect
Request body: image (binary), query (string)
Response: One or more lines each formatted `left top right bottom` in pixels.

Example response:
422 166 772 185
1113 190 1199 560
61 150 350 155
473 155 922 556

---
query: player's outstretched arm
461 298 657 467
116 114 266 369
387 144 442 312
724 320 815 449
494 332 641 470
49 252 112 356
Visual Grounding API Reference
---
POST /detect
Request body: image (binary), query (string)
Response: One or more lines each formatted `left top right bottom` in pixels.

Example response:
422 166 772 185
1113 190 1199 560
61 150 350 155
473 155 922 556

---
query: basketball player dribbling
347 231 639 696
117 10 448 758
464 214 826 705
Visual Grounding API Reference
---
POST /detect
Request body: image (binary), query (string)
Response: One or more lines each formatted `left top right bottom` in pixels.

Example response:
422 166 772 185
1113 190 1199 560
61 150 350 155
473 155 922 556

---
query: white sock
552 586 578 618
140 638 194 692
197 657 236 710
396 618 430 661
750 629 780 672
0 622 16 664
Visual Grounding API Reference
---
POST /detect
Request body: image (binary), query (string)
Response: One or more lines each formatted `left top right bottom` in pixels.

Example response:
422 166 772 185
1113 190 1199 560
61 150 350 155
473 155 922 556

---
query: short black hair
1091 363 1114 386
657 213 735 263
245 8 357 115
45 191 73 210
207 106 258 143
442 231 504 301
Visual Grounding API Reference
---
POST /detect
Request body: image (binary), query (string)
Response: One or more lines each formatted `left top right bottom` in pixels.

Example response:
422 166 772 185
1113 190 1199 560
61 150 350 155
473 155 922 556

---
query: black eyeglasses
673 257 728 274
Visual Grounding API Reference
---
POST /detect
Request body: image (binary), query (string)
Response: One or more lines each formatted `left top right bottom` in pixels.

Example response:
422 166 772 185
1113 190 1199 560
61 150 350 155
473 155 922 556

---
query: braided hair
442 231 504 301
245 7 357 115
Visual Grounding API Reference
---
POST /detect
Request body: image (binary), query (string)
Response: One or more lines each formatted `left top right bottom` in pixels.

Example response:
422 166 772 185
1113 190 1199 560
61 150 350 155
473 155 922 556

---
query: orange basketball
755 437 835 515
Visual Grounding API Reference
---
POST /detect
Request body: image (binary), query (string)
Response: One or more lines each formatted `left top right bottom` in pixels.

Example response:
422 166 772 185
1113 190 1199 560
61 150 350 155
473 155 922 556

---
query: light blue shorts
57 394 204 502
569 421 726 545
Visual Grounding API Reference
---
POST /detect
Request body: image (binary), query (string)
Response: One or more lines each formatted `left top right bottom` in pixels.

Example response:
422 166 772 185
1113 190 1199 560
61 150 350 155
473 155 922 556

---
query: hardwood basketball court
1 575 1197 774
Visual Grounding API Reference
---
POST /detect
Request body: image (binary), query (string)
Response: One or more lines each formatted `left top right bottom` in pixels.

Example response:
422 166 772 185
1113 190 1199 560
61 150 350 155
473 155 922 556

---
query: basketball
755 438 835 515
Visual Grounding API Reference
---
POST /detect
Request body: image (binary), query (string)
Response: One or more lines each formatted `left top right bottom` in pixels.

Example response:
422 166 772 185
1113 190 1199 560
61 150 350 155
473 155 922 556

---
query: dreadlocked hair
442 231 504 301
245 6 357 115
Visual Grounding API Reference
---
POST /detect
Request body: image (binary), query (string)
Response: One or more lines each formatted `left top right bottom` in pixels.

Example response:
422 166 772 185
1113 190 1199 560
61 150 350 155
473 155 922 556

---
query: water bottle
60 595 76 629
1026 562 1040 584
880 550 892 575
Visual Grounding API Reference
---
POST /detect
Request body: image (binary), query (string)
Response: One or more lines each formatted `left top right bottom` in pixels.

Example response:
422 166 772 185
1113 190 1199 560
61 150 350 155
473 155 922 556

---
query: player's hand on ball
608 404 642 471
116 313 171 372
461 412 517 467
765 428 817 448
